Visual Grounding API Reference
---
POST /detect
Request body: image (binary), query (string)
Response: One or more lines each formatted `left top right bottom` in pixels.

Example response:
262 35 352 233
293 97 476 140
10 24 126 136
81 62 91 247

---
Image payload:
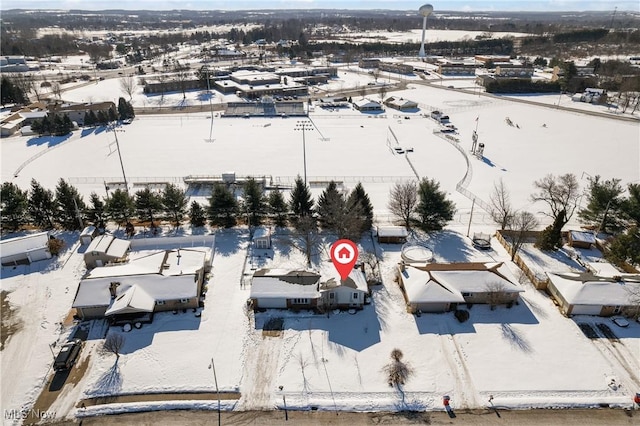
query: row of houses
1 100 116 137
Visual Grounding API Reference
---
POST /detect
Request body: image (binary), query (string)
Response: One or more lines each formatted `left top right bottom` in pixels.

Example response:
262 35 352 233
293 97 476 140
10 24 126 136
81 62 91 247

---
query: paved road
64 408 640 425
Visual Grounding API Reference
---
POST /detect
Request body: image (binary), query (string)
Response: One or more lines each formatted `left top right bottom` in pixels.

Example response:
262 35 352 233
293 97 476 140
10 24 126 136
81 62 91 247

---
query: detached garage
1 231 51 266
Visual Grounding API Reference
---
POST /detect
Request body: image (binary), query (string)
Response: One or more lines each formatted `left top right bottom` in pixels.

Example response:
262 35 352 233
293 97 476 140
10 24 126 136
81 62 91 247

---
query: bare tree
51 82 62 99
360 250 382 283
623 285 640 320
119 75 137 101
505 211 538 261
530 173 580 228
489 178 514 230
102 333 125 360
485 281 508 310
379 84 388 102
175 65 192 101
388 181 418 229
288 216 323 268
383 348 413 389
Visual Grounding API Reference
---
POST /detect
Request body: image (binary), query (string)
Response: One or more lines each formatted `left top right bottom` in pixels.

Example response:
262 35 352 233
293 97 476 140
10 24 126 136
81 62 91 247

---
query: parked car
53 339 82 371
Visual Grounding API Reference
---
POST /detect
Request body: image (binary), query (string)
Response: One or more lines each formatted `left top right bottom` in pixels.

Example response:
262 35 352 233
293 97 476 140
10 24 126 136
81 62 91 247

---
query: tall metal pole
112 127 129 193
210 358 221 426
295 121 313 186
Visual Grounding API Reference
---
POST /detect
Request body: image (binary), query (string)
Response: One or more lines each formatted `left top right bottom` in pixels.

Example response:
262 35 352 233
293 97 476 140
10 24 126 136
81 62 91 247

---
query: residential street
66 408 640 425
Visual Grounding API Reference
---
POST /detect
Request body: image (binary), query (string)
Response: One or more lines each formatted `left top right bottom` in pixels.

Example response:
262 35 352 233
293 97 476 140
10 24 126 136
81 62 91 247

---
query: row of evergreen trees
0 177 375 237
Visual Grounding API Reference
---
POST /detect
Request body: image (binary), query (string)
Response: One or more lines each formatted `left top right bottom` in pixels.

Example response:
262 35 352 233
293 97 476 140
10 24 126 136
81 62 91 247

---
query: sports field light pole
110 126 129 193
209 358 221 426
294 121 313 185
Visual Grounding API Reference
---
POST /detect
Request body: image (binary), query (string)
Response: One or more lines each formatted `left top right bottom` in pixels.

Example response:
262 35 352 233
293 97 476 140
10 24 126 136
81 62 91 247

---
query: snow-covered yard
2 64 640 422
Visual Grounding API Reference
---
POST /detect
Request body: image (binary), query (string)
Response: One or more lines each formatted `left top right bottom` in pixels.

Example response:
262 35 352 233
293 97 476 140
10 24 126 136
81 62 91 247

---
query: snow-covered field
2 66 640 423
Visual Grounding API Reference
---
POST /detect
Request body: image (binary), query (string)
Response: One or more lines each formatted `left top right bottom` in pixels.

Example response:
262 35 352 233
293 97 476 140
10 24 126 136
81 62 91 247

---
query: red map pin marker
330 239 359 281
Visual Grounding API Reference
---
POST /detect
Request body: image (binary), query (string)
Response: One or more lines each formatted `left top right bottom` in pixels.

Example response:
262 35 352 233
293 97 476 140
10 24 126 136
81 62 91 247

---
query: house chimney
109 282 120 298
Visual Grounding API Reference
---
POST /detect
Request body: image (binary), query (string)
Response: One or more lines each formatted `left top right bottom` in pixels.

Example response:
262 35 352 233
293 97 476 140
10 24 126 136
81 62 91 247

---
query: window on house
292 298 308 304
329 293 335 299
156 300 165 305
180 298 189 303
462 292 471 297
353 292 359 299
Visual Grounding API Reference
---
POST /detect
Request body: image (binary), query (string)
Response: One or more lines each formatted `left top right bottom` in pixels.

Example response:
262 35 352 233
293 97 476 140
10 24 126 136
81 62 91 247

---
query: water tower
418 4 434 58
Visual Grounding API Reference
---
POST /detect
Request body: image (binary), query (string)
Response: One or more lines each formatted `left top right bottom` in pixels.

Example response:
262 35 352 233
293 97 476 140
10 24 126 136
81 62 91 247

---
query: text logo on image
330 239 358 280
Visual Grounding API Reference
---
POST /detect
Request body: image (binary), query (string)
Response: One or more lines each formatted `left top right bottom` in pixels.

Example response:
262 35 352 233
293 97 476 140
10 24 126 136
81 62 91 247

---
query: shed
79 226 98 245
84 234 130 269
384 97 418 111
377 226 409 244
252 227 271 249
353 99 383 112
568 230 596 249
1 231 51 266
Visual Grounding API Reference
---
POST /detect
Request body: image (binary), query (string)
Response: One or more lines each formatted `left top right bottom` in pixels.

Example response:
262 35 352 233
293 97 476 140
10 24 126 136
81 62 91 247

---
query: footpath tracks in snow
438 323 480 409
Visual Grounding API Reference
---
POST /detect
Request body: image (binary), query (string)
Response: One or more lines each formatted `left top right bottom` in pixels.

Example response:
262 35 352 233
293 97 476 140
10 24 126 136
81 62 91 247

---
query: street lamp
279 385 288 421
209 358 221 426
294 121 314 185
110 125 129 193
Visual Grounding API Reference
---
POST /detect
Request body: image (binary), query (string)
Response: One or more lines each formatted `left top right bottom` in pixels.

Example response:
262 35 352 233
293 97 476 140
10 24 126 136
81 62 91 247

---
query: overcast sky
1 0 637 12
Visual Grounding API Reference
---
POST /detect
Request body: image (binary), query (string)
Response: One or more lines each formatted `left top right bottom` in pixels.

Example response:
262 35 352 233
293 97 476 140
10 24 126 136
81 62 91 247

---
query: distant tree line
484 79 561 94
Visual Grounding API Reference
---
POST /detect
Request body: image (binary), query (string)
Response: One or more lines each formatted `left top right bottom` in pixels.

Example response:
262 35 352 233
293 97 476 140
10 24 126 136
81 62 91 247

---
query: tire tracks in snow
439 324 479 408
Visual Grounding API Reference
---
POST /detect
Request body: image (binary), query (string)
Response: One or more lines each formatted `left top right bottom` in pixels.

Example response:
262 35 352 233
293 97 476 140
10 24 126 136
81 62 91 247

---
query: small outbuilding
353 99 383 112
384 97 418 111
79 226 99 245
1 231 51 266
377 226 409 244
84 234 131 269
252 227 272 249
567 230 596 249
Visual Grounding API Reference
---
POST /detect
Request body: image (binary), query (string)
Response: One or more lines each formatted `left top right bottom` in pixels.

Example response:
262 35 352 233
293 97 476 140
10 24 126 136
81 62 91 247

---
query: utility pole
294 121 314 186
111 126 129 193
209 358 221 426
467 198 475 238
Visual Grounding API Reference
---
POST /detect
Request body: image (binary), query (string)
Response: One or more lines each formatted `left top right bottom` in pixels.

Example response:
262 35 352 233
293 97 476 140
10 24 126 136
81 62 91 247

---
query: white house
546 266 640 317
320 268 369 310
1 231 51 266
398 262 523 313
84 234 131 268
73 247 211 319
250 269 322 310
353 99 383 112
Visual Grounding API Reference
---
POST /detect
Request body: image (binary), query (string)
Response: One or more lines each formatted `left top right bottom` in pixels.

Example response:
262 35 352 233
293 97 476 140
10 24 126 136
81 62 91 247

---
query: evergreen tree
243 177 266 226
28 179 55 229
536 209 566 250
83 111 93 127
162 183 188 228
268 188 288 227
55 178 86 230
414 178 455 231
88 192 106 224
316 181 345 233
189 200 206 228
1 77 29 105
117 97 135 120
208 183 238 228
97 110 108 124
1 182 28 232
622 183 640 226
88 110 98 126
578 175 625 234
606 226 640 267
347 182 374 234
106 189 135 225
289 175 314 220
108 106 118 122
135 187 163 226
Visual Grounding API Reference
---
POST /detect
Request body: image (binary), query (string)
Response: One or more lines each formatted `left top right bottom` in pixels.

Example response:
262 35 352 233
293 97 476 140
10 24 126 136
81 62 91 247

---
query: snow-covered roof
250 277 320 299
85 248 208 279
320 269 368 293
74 248 209 308
547 272 640 306
569 231 596 244
354 99 382 108
73 274 198 308
86 234 130 258
253 227 270 239
0 231 49 257
400 262 522 304
586 262 623 277
104 285 156 316
377 226 409 238
401 266 465 303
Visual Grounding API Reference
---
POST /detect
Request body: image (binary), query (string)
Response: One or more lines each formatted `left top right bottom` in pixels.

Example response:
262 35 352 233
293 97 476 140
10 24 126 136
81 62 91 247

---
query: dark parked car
53 339 82 371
